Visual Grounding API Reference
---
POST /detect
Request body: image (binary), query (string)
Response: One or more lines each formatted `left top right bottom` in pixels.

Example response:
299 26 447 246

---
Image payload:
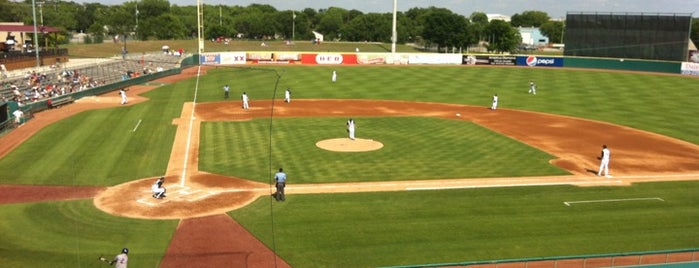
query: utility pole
31 0 40 67
135 1 139 40
391 0 397 54
292 11 296 41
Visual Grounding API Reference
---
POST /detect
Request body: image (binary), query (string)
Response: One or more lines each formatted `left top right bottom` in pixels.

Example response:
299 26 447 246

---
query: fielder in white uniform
242 92 250 110
284 88 291 103
491 94 498 110
110 248 129 268
332 70 337 82
529 81 537 94
119 88 128 105
597 145 611 177
347 118 355 140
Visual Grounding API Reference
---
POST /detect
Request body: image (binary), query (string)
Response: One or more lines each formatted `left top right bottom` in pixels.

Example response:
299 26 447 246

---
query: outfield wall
197 51 698 76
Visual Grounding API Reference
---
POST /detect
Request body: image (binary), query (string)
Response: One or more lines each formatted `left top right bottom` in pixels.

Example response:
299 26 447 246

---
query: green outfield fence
382 248 699 268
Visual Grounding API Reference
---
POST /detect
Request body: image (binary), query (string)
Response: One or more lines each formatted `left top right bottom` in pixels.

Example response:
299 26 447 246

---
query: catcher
151 176 166 199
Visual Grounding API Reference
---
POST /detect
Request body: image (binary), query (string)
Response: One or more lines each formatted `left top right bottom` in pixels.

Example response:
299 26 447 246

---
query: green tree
539 20 565 44
421 7 470 52
485 19 521 53
316 7 348 40
469 12 489 42
341 13 390 42
170 5 198 39
140 13 186 40
510 10 550 27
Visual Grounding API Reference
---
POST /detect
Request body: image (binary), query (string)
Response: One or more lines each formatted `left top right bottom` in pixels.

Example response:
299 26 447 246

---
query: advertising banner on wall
407 54 462 65
200 53 222 65
220 52 246 65
301 54 358 64
246 52 300 64
517 56 564 67
462 55 517 65
680 62 699 76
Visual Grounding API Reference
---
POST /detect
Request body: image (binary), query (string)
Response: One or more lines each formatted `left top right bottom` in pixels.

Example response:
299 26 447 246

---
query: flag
293 12 296 19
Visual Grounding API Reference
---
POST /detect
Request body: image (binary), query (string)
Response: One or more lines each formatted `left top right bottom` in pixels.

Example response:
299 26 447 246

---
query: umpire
274 168 287 201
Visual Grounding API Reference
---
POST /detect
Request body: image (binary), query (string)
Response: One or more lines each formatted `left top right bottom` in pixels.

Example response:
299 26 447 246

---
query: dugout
564 12 692 62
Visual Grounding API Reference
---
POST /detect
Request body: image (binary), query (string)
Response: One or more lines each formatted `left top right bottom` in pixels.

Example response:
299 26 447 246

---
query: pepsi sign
517 56 563 67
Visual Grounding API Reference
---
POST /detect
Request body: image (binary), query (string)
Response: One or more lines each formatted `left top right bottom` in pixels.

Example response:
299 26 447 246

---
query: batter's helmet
122 248 129 254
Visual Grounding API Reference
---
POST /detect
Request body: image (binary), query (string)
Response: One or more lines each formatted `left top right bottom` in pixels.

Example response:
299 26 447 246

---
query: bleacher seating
0 52 183 105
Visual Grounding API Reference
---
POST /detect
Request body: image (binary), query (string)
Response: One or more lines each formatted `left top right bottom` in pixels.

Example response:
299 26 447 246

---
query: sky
93 0 699 18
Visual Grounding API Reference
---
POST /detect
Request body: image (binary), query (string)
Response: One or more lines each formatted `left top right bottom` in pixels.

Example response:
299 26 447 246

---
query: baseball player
528 81 537 94
110 248 128 268
332 70 337 82
242 92 249 110
597 145 611 177
347 118 356 140
491 94 498 110
274 168 287 201
12 109 24 125
284 88 291 103
223 84 230 99
151 177 166 199
119 88 128 105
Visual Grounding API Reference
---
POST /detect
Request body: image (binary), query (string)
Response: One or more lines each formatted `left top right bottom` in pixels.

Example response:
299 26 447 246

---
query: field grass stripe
563 197 665 206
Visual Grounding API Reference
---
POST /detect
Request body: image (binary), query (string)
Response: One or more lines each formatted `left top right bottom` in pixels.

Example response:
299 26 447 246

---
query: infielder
597 145 611 177
491 94 498 110
284 88 291 103
347 118 356 140
151 177 166 199
119 88 128 105
223 84 230 99
242 92 250 110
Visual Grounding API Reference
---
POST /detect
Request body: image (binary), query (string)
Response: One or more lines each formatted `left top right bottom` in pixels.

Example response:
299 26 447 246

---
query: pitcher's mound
316 138 384 152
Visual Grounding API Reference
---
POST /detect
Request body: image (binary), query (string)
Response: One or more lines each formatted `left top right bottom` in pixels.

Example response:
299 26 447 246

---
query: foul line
564 197 665 206
180 66 201 187
132 119 142 132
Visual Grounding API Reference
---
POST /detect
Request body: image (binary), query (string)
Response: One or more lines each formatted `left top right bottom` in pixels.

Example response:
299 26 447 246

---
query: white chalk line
406 180 623 191
563 197 665 206
132 119 142 132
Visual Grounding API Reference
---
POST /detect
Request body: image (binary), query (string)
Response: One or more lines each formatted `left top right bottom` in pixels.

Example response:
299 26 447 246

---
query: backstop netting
564 12 692 61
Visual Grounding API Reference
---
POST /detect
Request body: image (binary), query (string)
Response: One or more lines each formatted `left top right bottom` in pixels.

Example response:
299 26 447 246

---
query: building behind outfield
564 12 693 62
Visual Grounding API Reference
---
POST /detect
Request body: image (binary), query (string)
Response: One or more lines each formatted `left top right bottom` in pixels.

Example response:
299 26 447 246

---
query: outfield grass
1 62 698 267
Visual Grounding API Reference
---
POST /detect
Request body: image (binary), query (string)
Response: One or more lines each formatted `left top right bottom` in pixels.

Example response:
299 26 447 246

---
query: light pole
197 0 204 54
391 0 397 54
292 11 296 41
31 0 40 67
135 1 139 40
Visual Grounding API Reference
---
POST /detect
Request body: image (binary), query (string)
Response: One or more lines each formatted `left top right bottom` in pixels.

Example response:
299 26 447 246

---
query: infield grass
200 117 567 183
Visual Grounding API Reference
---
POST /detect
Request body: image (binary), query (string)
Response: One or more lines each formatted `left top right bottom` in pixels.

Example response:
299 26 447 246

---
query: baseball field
1 62 698 267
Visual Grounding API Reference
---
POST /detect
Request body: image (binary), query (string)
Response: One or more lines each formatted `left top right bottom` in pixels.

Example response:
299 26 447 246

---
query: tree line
1 0 697 53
